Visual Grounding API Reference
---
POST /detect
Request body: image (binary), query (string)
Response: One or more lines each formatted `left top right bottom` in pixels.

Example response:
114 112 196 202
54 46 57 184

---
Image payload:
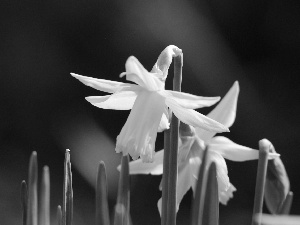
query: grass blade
40 166 50 225
96 161 111 225
191 148 209 225
21 180 28 225
27 151 38 225
202 162 219 225
63 149 73 225
114 155 130 225
57 205 62 225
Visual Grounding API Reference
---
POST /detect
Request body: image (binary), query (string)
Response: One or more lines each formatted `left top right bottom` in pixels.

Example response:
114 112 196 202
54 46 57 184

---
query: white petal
219 183 236 205
259 215 300 225
125 150 164 175
116 91 165 162
85 88 140 110
208 151 230 192
162 90 220 109
157 112 170 132
165 98 229 133
208 136 279 161
151 45 182 80
122 56 164 91
71 73 132 93
196 81 239 141
157 163 193 215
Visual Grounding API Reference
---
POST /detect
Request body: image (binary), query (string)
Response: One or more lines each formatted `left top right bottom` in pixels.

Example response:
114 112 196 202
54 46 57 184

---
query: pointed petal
196 81 239 141
124 150 164 175
208 136 279 161
176 163 194 211
219 183 236 205
165 98 229 133
71 73 132 93
122 56 164 91
162 90 220 109
151 45 182 80
207 150 230 192
85 88 140 110
157 112 170 132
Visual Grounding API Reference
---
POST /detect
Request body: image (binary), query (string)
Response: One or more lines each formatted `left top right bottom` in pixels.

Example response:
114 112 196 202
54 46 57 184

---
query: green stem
163 54 183 225
57 205 62 225
40 166 50 225
63 150 73 225
21 180 28 225
96 161 110 225
114 155 130 225
161 128 171 225
191 148 209 225
202 162 219 225
27 152 38 225
252 140 269 225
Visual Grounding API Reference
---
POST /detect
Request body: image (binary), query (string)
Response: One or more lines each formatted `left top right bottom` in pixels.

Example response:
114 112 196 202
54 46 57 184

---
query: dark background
0 0 299 224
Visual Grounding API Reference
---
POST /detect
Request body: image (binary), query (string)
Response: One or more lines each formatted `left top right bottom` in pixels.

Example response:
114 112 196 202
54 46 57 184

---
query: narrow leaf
252 139 269 225
202 162 219 225
57 205 62 225
161 128 171 225
40 166 50 225
27 151 38 225
96 161 110 225
114 155 130 225
63 149 73 225
191 148 209 225
21 180 28 225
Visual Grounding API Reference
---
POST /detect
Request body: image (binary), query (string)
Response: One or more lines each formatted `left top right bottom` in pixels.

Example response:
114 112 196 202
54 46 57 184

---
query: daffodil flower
71 45 228 162
128 81 280 212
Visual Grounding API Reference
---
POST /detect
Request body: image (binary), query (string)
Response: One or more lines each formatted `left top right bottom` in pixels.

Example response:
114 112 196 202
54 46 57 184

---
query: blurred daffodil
71 45 228 162
128 82 280 212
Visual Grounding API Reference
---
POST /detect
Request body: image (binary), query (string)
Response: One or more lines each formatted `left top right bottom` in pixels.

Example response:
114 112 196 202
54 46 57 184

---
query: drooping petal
126 150 164 175
161 90 220 109
165 98 229 133
157 163 194 215
121 56 164 91
71 73 133 93
208 136 279 161
196 81 239 141
157 112 170 132
116 91 165 162
207 150 230 192
219 183 236 205
85 87 141 110
151 45 182 80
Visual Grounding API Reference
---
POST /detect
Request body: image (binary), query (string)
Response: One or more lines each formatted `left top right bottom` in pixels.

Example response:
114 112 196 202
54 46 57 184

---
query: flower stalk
191 148 209 225
161 53 182 225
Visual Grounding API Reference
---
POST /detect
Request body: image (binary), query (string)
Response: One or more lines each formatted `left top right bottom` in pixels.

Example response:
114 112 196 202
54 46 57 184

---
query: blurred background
0 0 299 224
